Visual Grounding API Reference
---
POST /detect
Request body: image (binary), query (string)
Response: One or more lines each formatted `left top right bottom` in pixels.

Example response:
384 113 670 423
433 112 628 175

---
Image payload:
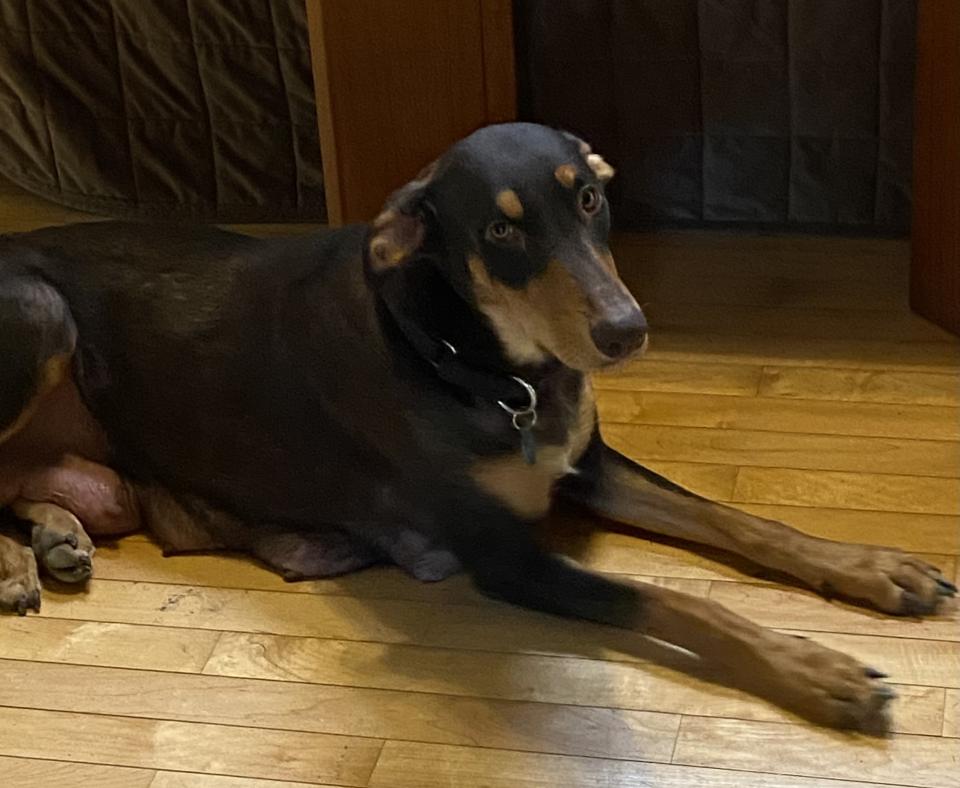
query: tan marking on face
496 189 524 220
586 153 615 182
469 256 615 370
597 248 618 275
554 164 577 189
0 353 72 446
468 255 547 365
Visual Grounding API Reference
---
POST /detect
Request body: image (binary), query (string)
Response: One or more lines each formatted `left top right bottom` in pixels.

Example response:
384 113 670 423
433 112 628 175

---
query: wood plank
621 263 907 311
613 231 909 261
592 359 763 396
35 580 434 644
202 632 942 736
0 756 154 788
0 659 679 763
150 774 336 788
643 302 956 343
602 423 960 478
673 717 960 788
641 333 960 373
945 690 959 738
732 468 960 516
709 582 960 642
0 617 219 672
758 366 960 407
596 390 960 441
736 505 960 556
368 740 913 788
0 707 382 786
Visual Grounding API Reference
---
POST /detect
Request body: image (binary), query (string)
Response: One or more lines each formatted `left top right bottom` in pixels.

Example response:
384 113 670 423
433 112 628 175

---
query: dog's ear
560 131 615 183
368 160 439 271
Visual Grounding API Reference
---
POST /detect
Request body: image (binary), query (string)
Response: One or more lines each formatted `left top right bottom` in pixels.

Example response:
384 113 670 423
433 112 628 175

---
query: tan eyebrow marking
554 164 577 188
496 189 524 220
586 153 615 181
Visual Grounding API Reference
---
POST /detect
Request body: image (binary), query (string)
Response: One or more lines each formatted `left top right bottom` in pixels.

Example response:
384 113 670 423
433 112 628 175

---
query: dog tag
497 376 539 466
520 424 538 465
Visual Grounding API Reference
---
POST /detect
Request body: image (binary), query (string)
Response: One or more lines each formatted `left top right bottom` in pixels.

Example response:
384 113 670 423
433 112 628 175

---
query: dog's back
0 222 418 523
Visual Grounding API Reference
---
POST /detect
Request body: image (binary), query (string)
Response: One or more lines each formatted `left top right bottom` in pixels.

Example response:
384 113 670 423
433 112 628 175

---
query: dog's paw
759 632 895 732
0 542 42 615
818 544 956 616
22 503 95 584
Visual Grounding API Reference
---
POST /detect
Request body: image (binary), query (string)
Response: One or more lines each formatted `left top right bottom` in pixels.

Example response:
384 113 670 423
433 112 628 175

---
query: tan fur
597 248 618 275
471 447 569 519
367 159 439 270
0 531 40 613
554 164 577 189
368 210 426 270
568 378 597 466
472 379 596 519
468 256 603 369
586 153 615 182
467 255 548 365
0 353 72 446
496 189 524 220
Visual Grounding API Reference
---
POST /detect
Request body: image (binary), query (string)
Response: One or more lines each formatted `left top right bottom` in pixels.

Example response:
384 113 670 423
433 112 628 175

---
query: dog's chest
470 376 596 519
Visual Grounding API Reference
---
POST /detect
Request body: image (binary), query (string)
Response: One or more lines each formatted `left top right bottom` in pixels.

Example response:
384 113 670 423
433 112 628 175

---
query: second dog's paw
0 543 42 615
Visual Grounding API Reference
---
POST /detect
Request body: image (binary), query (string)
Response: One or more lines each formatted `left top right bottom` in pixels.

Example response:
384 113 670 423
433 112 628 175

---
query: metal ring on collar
431 339 458 368
497 376 537 417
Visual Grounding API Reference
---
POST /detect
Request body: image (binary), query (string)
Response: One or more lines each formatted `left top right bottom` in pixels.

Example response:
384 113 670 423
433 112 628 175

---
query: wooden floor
2 180 959 788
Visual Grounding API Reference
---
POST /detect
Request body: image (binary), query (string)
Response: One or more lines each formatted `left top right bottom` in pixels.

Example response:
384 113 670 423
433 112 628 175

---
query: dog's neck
372 257 567 404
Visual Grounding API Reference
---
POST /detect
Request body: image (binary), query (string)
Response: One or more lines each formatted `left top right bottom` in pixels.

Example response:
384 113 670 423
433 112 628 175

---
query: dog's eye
485 221 521 245
579 185 602 216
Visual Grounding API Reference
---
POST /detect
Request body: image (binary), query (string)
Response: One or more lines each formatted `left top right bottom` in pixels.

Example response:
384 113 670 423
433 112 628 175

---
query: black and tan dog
0 123 954 730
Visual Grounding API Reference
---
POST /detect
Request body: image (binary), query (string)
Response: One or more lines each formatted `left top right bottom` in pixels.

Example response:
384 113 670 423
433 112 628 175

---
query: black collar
379 279 539 414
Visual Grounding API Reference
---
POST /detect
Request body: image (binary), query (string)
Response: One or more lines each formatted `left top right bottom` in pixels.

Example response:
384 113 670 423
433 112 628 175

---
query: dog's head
367 122 647 371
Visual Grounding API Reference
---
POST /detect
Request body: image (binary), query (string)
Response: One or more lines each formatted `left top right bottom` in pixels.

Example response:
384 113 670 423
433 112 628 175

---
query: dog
0 123 954 731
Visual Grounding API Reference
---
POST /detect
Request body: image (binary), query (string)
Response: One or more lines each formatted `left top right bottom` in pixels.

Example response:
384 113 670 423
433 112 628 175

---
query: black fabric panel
0 0 325 223
516 0 917 234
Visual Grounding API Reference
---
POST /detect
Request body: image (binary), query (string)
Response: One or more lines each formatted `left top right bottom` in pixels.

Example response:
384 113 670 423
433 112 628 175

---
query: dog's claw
937 579 958 595
876 685 897 701
865 668 889 679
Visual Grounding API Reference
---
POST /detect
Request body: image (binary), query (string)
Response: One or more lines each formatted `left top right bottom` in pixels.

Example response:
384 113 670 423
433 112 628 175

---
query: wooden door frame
911 0 960 336
306 0 516 227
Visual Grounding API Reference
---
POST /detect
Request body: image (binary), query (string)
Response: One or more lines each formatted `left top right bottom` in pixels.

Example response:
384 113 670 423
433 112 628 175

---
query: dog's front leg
449 499 895 731
561 433 956 616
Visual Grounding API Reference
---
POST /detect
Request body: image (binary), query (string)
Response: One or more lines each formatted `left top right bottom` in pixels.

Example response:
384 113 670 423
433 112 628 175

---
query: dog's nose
590 312 648 360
